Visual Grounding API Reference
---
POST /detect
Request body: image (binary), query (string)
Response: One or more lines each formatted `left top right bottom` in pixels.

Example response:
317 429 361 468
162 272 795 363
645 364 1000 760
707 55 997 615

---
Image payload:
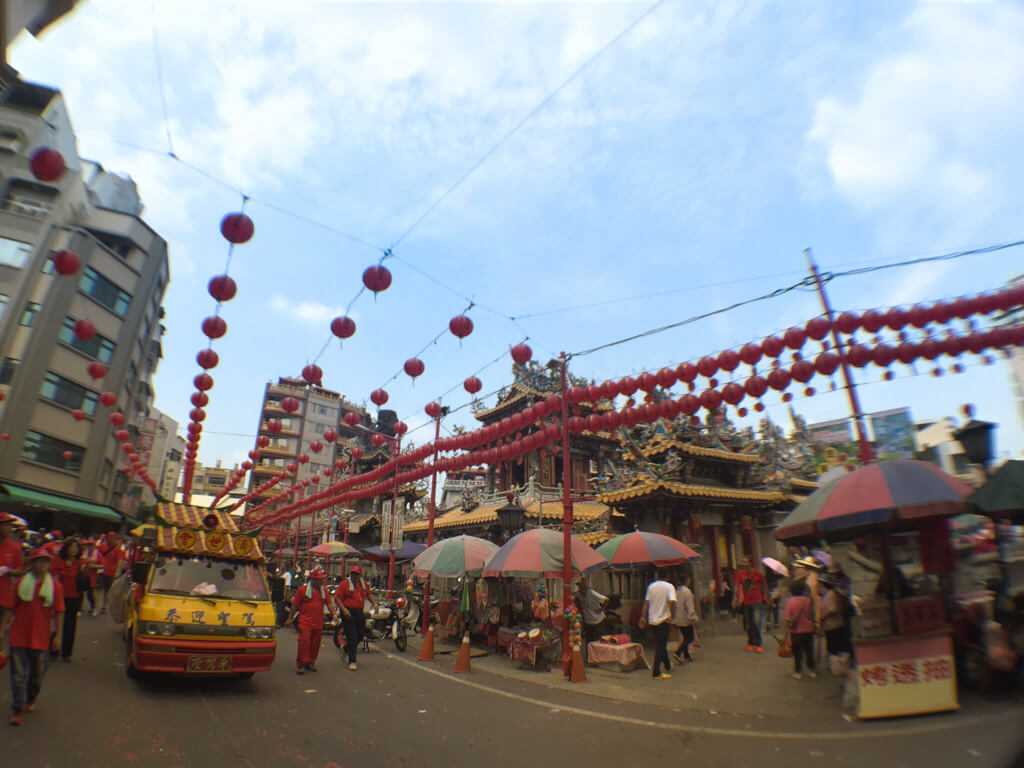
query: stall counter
855 629 958 719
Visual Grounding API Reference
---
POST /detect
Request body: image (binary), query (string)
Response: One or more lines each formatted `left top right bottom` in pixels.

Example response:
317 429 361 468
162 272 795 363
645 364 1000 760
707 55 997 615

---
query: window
40 371 99 415
22 430 84 472
80 267 131 316
206 476 226 487
59 317 116 362
0 357 18 385
19 301 40 326
0 237 32 268
1 181 53 220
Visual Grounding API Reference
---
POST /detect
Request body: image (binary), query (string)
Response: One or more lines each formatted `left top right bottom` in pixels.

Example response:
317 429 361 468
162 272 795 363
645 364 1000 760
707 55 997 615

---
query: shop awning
0 483 122 522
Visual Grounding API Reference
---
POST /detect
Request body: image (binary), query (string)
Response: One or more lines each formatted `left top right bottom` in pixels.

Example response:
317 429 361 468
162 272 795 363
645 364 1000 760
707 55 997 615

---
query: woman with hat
284 568 337 675
0 511 26 662
8 548 64 725
334 565 377 671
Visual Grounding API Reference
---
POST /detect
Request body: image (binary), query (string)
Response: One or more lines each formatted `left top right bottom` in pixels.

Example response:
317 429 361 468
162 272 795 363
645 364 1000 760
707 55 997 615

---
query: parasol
595 531 700 569
274 547 296 557
481 528 607 578
775 459 972 540
310 541 361 558
971 460 1024 516
761 557 788 577
412 535 500 578
362 541 427 562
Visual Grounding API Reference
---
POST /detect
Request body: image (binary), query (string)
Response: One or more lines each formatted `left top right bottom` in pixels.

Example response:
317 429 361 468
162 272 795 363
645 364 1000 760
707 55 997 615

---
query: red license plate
187 655 233 673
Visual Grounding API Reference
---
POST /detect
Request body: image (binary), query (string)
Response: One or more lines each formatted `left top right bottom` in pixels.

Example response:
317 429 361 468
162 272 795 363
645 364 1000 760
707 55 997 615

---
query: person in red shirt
50 539 83 662
80 539 101 616
97 532 124 615
733 556 768 653
284 569 337 675
1 511 26 666
334 565 377 671
8 548 64 726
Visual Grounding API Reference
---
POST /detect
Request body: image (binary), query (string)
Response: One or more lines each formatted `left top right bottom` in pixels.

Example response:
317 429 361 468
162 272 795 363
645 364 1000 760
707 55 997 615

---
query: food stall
776 459 971 719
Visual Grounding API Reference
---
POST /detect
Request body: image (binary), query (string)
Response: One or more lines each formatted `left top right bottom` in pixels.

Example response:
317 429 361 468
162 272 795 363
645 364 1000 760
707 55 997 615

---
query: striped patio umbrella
309 541 361 558
596 531 700 569
412 535 500 578
362 541 428 562
481 528 608 578
776 459 972 540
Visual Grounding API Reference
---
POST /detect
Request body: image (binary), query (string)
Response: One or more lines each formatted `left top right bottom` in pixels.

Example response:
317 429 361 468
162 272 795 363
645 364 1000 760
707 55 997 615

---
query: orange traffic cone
569 643 586 683
417 624 436 662
453 631 472 673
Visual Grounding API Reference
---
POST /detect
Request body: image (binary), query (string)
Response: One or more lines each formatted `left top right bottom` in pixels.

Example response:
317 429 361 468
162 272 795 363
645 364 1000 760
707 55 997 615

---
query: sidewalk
403 620 1023 727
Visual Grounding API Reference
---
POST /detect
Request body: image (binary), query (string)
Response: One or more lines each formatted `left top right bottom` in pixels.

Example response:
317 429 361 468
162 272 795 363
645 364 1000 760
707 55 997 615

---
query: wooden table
586 641 649 671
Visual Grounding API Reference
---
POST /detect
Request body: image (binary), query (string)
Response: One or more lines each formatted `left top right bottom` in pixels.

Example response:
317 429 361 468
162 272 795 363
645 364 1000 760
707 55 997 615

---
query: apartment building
998 273 1024 441
0 80 169 525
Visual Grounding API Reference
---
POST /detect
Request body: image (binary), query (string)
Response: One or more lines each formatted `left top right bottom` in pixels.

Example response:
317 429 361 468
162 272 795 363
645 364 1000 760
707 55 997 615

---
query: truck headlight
144 622 177 637
245 626 275 639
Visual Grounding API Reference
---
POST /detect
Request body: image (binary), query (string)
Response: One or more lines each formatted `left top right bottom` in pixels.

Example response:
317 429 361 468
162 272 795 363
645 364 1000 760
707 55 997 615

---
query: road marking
378 648 1023 740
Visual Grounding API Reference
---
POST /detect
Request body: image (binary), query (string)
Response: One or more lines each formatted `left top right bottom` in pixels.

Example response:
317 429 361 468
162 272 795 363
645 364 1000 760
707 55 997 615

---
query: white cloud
269 295 349 326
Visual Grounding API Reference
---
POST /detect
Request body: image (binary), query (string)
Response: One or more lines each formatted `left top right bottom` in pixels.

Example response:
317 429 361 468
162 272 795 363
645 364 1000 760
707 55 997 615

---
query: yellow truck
123 503 276 678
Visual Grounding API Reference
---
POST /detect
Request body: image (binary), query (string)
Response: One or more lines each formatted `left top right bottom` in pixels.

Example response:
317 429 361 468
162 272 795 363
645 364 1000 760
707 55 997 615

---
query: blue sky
10 0 1024 468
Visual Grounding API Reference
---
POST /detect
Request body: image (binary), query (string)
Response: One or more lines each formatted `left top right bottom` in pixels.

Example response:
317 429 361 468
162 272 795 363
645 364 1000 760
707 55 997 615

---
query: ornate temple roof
598 477 786 506
624 435 761 464
404 498 608 533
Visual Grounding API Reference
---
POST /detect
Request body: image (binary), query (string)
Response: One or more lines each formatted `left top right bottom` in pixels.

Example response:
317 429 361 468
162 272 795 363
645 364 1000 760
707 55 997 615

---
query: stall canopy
481 528 608 578
775 459 971 540
596 531 700 569
970 460 1024 516
0 482 121 522
412 535 499 578
362 541 427 562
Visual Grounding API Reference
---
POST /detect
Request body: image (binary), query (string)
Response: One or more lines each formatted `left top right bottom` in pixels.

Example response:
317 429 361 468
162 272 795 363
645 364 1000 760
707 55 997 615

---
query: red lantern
330 316 357 339
637 372 657 392
834 312 860 335
190 408 207 422
29 147 66 182
931 301 954 325
675 362 697 384
404 358 425 379
464 376 482 395
72 319 95 341
109 412 125 426
790 360 814 383
618 377 638 396
696 356 718 378
568 386 587 404
362 264 392 293
335 458 347 469
744 376 768 398
860 310 885 333
87 362 107 380
721 382 745 406
449 315 474 339
71 409 86 422
281 397 300 413
907 304 930 329
323 428 338 443
309 440 323 453
344 411 361 427
122 443 136 454
678 394 700 415
220 212 254 244
59 449 72 461
196 349 219 369
257 435 270 448
187 423 202 435
207 275 238 302
425 402 442 419
370 389 389 406
895 342 917 365
302 364 323 385
717 350 740 372
884 307 908 331
191 392 209 407
655 367 676 388
394 421 408 436
783 327 806 350
806 316 831 341
371 434 385 447
658 398 680 420
286 463 298 474
920 338 942 361
99 392 117 408
739 343 762 366
762 336 784 358
511 343 532 365
193 373 214 391
202 316 227 339
585 384 603 402
767 369 791 391
297 454 309 464
115 429 130 442
814 352 840 376
846 344 872 368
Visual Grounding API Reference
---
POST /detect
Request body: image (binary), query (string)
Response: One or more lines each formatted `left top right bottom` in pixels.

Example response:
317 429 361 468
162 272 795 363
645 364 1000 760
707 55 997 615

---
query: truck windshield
149 555 269 602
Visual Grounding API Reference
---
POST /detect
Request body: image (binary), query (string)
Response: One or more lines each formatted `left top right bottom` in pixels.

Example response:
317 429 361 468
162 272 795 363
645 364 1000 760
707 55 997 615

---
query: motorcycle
331 595 410 652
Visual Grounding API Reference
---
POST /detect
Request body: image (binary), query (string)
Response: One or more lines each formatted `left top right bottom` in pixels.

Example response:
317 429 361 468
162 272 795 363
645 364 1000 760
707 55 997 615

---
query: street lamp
497 499 526 536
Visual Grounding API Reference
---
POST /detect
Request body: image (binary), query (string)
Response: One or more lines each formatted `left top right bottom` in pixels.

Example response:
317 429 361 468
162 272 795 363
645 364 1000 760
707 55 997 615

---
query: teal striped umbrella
411 535 500 578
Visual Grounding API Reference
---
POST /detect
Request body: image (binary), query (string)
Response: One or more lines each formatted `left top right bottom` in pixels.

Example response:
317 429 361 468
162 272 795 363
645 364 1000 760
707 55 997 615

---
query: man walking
268 566 286 628
639 570 676 679
8 548 64 726
576 580 608 660
334 565 376 671
0 511 25 664
672 574 699 664
284 568 336 675
734 556 767 653
97 533 124 615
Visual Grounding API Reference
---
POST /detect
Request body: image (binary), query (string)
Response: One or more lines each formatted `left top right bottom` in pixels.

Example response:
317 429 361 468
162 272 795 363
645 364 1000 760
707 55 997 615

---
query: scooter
331 596 410 653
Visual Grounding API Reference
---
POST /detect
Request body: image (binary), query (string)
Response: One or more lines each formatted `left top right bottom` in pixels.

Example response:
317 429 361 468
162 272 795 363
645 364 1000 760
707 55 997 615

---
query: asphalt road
3 616 1023 768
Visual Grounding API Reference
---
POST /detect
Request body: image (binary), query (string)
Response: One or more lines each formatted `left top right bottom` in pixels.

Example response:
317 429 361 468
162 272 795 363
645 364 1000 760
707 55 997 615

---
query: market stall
776 459 971 720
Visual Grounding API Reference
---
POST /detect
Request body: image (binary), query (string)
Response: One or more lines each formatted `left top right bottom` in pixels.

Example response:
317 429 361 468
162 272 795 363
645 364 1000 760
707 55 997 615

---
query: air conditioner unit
0 132 22 153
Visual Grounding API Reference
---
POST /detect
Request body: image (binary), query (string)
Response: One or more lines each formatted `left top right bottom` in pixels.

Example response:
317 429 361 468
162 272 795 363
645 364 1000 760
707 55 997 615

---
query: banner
381 499 406 550
869 407 915 460
807 418 859 476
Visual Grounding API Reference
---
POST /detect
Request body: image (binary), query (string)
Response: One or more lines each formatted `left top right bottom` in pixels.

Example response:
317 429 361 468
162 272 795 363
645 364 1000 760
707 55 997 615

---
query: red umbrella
596 531 700 569
481 529 607 578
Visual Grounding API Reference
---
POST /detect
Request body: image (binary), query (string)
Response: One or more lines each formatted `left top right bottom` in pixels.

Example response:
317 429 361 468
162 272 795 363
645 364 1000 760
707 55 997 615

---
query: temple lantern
814 352 840 376
193 373 214 392
846 344 872 368
696 356 717 378
766 369 791 391
71 409 86 422
29 147 66 182
449 315 473 340
464 376 482 395
87 362 107 380
655 368 676 389
721 382 745 406
567 386 587 404
208 275 237 302
636 373 657 392
585 384 603 402
370 389 389 406
860 310 885 334
281 397 300 413
309 440 323 453
323 428 338 443
895 342 918 365
73 319 95 341
344 411 361 427
196 349 219 370
739 343 762 366
717 350 740 373
202 316 227 339
393 422 408 436
362 264 392 293
330 316 356 339
220 212 254 244
266 420 282 434
744 375 768 398
805 316 831 341
404 358 425 379
834 312 860 335
870 344 895 368
920 338 942 361
618 377 638 396
790 360 814 383
99 392 117 408
762 336 784 358
678 394 700 415
109 412 124 426
783 327 806 350
191 392 209 407
302 364 323 385
907 304 930 329
510 343 532 365
884 307 908 331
